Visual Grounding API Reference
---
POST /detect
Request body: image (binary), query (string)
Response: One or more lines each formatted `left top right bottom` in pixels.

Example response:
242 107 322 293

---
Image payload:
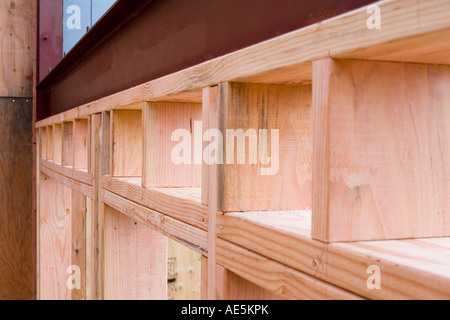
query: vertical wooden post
103 205 168 300
203 87 219 300
71 190 86 300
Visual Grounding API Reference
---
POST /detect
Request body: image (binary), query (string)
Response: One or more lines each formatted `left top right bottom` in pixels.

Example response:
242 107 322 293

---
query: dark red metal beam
38 0 62 83
37 0 375 121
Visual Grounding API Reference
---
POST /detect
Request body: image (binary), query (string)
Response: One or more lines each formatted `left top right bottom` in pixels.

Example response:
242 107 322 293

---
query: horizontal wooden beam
217 211 450 300
40 164 93 198
102 176 207 230
41 159 92 186
217 211 325 279
101 190 207 254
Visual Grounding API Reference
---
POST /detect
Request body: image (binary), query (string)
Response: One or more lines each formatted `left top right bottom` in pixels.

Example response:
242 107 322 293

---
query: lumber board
71 190 86 300
73 119 89 170
101 176 207 230
329 238 450 300
216 238 362 300
85 197 93 300
90 114 103 300
36 128 40 300
0 0 34 97
143 102 202 187
100 112 111 175
203 87 220 299
53 123 62 164
31 0 37 298
217 82 312 212
167 238 202 300
217 211 450 300
217 211 326 279
201 86 219 205
101 189 207 254
0 98 33 299
39 173 72 300
36 0 450 128
41 159 93 186
39 164 94 198
111 110 143 177
103 205 167 300
312 58 450 242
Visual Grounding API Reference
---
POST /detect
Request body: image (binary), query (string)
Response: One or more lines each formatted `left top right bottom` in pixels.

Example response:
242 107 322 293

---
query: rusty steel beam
37 0 375 120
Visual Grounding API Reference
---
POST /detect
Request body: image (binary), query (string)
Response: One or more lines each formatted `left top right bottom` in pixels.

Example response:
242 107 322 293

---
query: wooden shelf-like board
101 176 207 231
40 163 93 198
101 189 207 254
41 159 92 186
216 238 363 300
217 211 450 300
35 0 450 128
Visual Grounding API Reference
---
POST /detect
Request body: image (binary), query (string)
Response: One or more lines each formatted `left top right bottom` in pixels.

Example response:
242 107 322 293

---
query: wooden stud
312 58 450 242
71 190 86 300
203 87 220 300
101 112 111 175
90 114 102 300
201 86 219 206
101 189 207 253
102 176 207 230
142 102 202 188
